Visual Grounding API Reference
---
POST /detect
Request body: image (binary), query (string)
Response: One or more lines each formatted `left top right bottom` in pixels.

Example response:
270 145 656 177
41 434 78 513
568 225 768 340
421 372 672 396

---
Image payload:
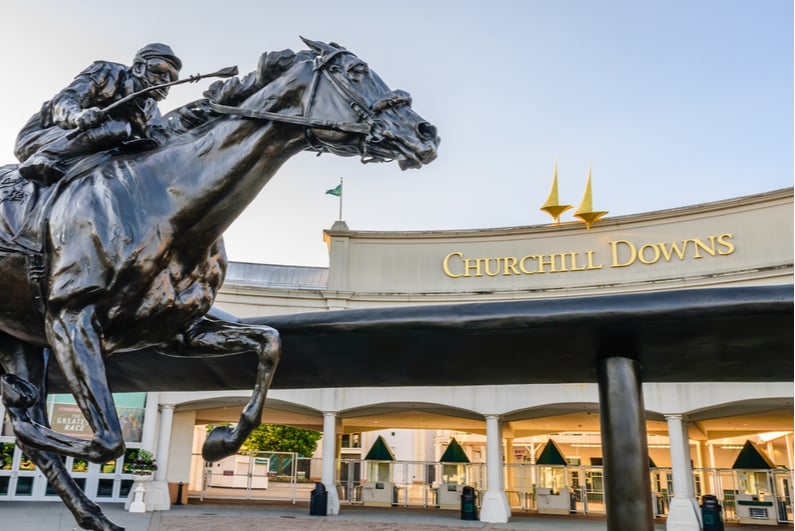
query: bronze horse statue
0 37 438 530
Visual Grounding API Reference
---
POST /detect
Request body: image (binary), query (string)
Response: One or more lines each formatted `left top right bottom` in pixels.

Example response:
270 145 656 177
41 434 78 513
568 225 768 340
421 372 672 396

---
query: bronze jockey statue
14 43 182 185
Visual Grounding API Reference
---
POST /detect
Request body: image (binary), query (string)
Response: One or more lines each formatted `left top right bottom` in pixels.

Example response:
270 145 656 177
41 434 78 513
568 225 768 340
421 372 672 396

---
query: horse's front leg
25 304 124 463
162 316 280 461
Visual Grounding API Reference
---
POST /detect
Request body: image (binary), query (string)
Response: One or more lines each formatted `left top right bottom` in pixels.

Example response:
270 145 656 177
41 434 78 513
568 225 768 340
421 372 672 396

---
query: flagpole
338 177 343 221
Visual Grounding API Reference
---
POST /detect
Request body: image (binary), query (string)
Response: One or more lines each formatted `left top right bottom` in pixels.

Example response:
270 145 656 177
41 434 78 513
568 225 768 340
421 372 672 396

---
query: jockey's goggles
146 58 179 81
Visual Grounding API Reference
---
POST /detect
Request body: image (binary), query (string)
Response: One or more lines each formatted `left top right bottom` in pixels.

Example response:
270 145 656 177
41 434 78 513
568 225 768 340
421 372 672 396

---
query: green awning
439 438 470 463
536 439 567 466
364 435 395 461
732 440 776 470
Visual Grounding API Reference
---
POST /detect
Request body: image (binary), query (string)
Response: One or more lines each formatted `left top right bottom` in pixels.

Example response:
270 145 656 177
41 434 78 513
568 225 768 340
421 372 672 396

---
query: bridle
209 50 412 163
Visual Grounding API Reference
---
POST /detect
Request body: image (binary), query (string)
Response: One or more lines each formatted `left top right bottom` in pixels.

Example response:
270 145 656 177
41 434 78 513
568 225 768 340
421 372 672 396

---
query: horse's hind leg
161 316 280 461
0 341 124 531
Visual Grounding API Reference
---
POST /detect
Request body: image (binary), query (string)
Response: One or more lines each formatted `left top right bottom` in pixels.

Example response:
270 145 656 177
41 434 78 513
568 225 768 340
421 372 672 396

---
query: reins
207 101 371 134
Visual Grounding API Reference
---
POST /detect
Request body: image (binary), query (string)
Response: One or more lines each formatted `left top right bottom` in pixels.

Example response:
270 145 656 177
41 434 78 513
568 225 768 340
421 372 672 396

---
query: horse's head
216 38 440 170
299 38 439 169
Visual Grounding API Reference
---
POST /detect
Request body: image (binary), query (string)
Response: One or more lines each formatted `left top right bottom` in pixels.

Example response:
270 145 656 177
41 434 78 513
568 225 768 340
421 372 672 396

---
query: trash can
461 485 478 520
701 494 725 531
310 482 328 516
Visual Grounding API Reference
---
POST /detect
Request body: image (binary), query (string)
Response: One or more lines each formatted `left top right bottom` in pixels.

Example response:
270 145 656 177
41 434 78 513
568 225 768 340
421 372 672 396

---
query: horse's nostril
417 122 437 141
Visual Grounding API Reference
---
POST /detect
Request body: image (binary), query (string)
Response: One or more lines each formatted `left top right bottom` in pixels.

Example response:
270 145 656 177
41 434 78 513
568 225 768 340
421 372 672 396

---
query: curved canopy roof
48 285 793 393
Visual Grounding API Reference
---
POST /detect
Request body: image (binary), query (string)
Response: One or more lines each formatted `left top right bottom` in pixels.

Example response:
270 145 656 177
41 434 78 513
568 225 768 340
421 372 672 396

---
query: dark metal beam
46 285 793 393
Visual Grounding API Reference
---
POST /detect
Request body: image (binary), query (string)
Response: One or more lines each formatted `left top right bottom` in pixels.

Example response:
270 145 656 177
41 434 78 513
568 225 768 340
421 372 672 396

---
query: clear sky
1 0 792 266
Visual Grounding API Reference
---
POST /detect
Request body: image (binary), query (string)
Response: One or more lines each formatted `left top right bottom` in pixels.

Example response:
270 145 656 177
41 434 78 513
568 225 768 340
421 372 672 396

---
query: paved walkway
1 500 790 530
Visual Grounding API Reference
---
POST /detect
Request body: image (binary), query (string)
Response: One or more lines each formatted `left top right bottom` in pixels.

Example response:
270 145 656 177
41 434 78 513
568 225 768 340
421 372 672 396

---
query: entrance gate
200 452 316 502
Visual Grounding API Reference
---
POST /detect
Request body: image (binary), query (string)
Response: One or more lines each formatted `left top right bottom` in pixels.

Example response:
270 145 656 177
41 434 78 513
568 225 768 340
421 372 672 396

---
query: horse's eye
348 63 368 77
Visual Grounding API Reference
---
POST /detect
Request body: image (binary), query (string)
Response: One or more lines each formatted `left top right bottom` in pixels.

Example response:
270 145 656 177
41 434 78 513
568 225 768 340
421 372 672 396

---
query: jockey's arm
48 62 120 130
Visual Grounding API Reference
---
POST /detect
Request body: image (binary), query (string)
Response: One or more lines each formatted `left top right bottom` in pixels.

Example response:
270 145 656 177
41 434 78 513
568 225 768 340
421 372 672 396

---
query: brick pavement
153 514 497 530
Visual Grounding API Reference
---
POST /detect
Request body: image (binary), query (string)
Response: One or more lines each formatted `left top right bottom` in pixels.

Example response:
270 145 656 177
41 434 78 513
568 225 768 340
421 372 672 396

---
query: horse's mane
156 49 315 140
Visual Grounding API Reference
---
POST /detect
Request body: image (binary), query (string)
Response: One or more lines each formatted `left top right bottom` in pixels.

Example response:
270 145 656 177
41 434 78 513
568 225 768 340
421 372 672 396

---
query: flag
325 183 342 197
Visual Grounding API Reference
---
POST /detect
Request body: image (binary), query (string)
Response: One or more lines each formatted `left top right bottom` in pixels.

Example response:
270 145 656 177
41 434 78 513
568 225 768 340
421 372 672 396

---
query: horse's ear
300 36 337 55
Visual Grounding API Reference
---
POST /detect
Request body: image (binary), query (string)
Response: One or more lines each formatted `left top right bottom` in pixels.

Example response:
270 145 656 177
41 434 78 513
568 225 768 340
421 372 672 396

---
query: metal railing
193 455 793 524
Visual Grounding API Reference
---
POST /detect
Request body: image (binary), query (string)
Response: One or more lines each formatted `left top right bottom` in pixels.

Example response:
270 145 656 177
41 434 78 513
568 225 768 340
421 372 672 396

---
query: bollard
175 481 184 505
701 495 725 531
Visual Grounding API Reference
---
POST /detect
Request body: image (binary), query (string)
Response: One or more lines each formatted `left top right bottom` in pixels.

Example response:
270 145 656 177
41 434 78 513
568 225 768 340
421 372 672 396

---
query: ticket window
739 471 772 498
442 463 466 486
367 461 392 483
539 465 566 495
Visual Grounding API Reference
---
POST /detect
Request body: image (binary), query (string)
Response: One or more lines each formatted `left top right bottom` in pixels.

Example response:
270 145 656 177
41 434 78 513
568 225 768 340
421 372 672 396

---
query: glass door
0 441 15 498
43 456 89 499
2 445 48 500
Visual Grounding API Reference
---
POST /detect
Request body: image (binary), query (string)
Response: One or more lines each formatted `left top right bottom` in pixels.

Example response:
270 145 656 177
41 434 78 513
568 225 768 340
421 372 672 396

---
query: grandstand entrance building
1 188 792 528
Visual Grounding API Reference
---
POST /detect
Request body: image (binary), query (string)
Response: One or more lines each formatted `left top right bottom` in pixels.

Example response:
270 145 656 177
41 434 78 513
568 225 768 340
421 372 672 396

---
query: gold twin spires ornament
540 163 608 229
539 162 572 224
574 164 609 229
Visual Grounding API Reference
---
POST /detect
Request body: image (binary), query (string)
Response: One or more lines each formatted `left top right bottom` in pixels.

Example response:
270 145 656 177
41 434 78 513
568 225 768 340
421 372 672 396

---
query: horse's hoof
0 374 38 408
202 426 239 462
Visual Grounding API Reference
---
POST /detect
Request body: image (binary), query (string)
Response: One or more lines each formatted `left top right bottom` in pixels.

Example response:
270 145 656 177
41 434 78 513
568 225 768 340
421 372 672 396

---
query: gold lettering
463 258 483 277
444 232 733 278
442 252 464 278
502 256 520 276
689 238 717 259
610 240 636 268
567 252 587 272
537 254 557 273
717 233 735 255
585 250 603 270
658 241 688 262
483 258 501 277
520 255 537 274
553 253 569 272
638 244 661 265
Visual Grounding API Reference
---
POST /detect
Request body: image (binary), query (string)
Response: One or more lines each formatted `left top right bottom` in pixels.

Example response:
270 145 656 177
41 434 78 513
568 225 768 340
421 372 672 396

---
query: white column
322 411 340 515
140 392 160 452
148 404 175 511
665 414 700 531
479 414 510 523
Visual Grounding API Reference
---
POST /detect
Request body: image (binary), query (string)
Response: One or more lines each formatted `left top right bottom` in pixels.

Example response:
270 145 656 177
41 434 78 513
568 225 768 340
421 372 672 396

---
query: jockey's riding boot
17 152 66 186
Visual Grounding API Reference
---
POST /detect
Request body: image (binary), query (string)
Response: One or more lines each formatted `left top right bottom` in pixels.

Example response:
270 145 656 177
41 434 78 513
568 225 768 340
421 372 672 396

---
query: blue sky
1 0 792 266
